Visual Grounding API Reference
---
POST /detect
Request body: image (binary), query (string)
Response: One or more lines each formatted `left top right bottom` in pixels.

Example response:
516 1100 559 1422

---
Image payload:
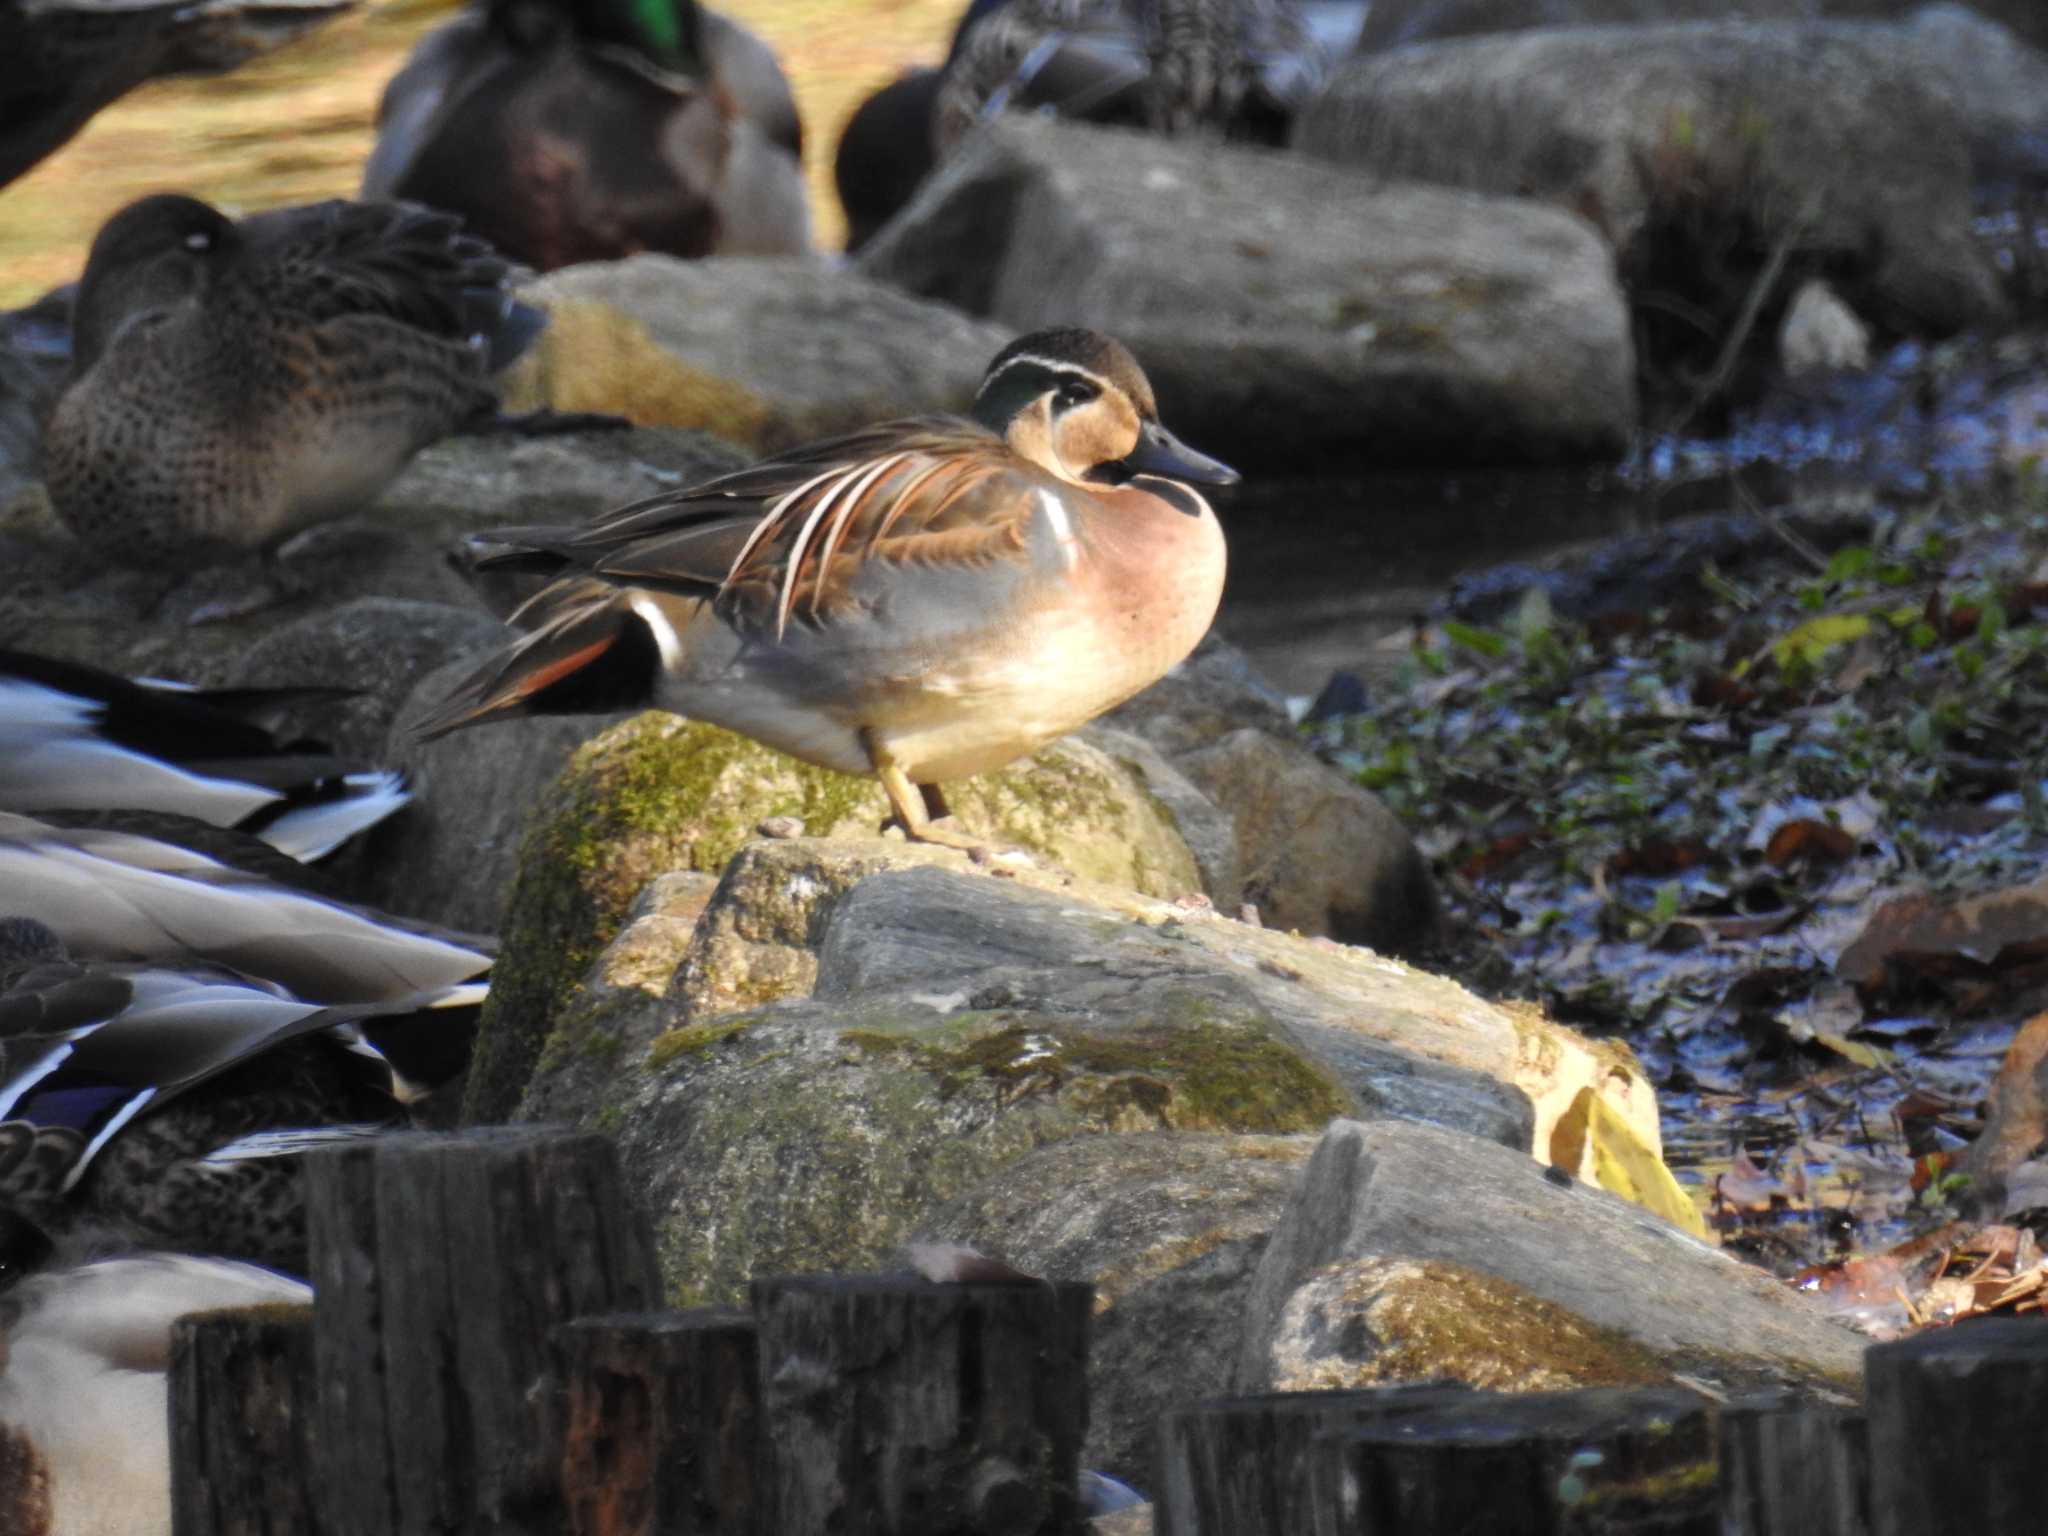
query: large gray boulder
1295 21 2008 343
496 256 1014 453
857 115 1637 470
1238 1119 1867 1396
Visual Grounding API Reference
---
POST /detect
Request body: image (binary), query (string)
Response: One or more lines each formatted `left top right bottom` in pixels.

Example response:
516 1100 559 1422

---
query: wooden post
1866 1317 2048 1535
557 1308 761 1536
1310 1386 1717 1536
1154 1385 1477 1536
1717 1390 1868 1536
305 1127 662 1536
168 1303 321 1536
750 1274 1092 1536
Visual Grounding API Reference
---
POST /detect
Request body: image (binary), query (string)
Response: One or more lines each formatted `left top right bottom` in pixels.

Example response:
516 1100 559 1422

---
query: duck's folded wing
0 815 493 1003
245 197 534 357
539 434 1048 639
0 654 410 862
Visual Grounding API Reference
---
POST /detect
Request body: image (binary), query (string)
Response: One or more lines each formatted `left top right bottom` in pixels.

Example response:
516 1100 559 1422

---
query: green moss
461 713 887 1123
647 1018 753 1070
836 999 1349 1134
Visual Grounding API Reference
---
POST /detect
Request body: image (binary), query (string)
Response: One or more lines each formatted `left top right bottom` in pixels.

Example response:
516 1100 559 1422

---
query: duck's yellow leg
865 732 987 852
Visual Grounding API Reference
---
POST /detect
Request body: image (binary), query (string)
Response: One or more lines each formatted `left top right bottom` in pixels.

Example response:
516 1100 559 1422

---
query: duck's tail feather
411 580 666 739
246 769 411 862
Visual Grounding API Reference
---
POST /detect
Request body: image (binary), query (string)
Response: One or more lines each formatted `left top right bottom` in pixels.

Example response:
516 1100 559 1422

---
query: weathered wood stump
1866 1317 2048 1535
168 1303 321 1536
305 1127 662 1536
1310 1386 1717 1535
1155 1384 1477 1536
751 1274 1092 1536
1717 1390 1868 1536
558 1308 760 1536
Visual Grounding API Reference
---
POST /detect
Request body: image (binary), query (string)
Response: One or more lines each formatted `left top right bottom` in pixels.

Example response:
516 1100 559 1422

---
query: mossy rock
586 990 1349 1305
463 712 1207 1122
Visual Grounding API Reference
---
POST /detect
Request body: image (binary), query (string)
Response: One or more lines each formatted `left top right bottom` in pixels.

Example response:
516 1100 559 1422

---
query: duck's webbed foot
870 754 1033 866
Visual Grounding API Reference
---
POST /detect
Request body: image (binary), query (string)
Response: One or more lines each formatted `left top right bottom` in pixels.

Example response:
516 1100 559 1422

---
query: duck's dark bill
1116 420 1240 487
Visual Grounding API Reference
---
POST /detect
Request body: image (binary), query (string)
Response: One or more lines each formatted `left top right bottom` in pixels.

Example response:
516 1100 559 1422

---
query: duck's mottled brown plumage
44 193 542 568
935 0 1326 153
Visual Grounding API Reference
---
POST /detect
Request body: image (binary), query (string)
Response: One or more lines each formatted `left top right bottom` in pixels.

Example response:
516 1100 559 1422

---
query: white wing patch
1037 488 1079 572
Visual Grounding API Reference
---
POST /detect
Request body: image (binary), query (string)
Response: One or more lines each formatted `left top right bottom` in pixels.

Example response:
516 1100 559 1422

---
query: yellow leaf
1771 613 1871 673
1811 1032 1894 1070
1553 1087 1711 1239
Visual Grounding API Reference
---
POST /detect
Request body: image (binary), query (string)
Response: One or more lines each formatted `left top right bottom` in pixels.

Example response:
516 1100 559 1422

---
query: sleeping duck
0 913 483 1271
934 0 1328 154
0 809 491 1269
362 0 811 269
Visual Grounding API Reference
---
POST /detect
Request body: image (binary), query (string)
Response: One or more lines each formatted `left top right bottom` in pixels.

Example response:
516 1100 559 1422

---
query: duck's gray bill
1122 419 1240 486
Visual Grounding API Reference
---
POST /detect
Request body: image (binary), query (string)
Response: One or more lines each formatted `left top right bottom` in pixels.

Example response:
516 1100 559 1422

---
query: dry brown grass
0 0 959 305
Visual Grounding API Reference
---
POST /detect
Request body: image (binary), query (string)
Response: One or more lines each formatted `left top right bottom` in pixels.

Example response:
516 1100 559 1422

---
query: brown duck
42 193 544 572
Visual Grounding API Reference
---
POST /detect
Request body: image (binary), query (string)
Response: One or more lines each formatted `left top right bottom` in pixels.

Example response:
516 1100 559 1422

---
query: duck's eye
1054 378 1098 410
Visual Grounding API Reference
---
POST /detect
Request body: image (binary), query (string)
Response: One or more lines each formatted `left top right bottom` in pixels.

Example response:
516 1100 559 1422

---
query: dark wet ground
1214 226 2048 1275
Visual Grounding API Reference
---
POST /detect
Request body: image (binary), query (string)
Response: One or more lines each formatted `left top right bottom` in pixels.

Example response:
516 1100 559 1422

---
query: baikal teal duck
420 327 1239 851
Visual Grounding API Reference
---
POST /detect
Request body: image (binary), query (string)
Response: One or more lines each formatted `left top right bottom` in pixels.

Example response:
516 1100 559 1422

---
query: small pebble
757 815 804 839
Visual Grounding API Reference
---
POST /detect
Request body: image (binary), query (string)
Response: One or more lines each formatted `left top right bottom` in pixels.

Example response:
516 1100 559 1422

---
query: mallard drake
361 0 810 270
935 0 1326 155
0 813 493 1004
0 916 479 1271
0 649 407 863
418 327 1237 849
0 1250 310 1536
0 0 354 189
42 194 546 578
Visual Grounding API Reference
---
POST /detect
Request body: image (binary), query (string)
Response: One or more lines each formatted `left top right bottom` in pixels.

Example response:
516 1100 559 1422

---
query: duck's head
971 327 1239 493
490 0 704 74
70 194 237 374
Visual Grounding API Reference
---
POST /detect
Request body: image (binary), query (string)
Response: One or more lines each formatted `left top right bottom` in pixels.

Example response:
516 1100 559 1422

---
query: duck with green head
362 0 809 271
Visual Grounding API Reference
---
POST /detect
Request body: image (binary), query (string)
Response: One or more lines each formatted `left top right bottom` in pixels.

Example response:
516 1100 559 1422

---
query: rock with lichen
461 715 1214 1122
1238 1119 1867 1399
503 840 1674 1331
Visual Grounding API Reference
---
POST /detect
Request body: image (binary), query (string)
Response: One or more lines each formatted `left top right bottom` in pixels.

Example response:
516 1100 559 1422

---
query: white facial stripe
977 355 1120 402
